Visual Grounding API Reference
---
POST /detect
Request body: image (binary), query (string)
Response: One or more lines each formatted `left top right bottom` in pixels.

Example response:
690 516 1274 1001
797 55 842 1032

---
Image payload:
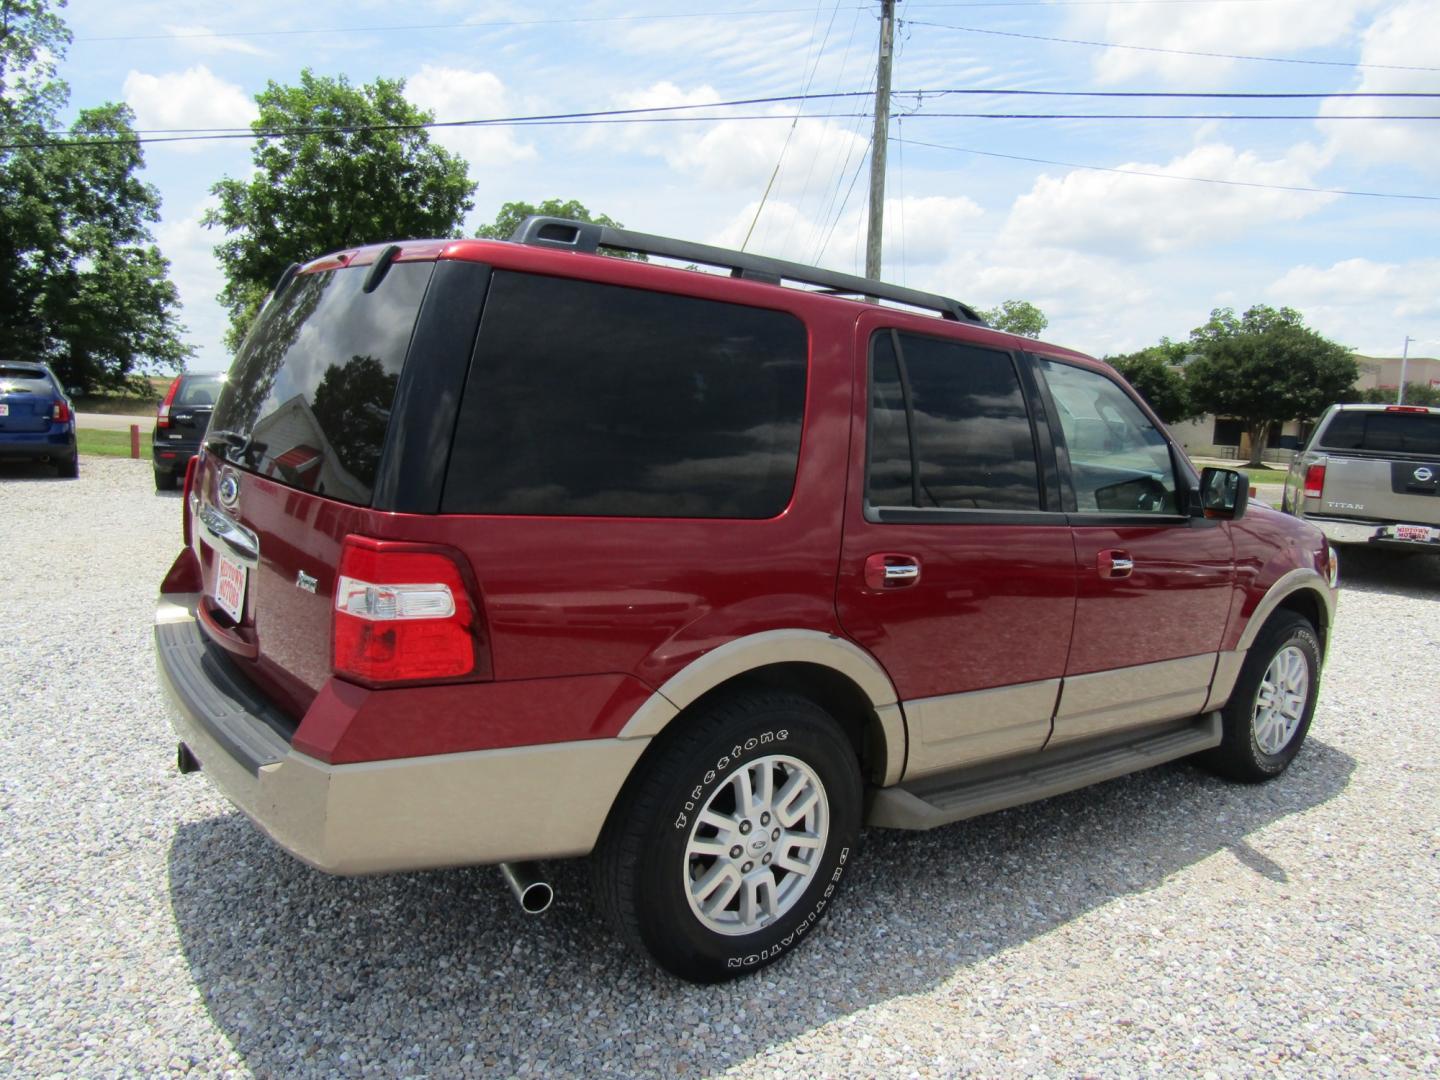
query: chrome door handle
864 553 921 590
1098 549 1134 579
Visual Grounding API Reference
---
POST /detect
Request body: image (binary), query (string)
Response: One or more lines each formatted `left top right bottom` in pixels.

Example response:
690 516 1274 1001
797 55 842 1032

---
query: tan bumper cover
156 595 648 874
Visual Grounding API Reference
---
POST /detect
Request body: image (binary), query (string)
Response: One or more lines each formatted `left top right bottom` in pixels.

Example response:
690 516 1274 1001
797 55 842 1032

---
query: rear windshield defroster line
208 262 435 506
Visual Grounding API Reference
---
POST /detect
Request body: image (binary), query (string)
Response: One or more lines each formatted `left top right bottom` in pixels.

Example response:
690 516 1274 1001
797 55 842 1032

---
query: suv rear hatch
1308 407 1440 528
191 254 438 717
0 367 59 434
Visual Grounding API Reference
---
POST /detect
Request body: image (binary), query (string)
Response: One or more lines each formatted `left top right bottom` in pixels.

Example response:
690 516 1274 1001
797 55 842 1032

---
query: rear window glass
0 366 51 385
210 262 434 505
1318 410 1440 456
443 271 807 518
176 376 224 407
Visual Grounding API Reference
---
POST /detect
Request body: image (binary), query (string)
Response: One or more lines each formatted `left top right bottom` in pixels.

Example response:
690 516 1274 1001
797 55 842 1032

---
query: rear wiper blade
206 428 265 465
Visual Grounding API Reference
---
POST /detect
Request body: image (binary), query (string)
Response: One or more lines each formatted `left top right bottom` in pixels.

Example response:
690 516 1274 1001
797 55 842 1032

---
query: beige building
1167 352 1439 462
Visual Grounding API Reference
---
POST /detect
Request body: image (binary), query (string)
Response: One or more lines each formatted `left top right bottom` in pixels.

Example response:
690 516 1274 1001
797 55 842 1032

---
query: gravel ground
2 456 1437 1078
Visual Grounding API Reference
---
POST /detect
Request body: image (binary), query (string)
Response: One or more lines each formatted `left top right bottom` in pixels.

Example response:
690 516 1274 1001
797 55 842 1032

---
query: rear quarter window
443 272 808 519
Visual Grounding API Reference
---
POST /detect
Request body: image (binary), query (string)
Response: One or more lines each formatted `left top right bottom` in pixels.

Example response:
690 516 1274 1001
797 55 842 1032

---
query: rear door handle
864 553 921 590
1098 549 1134 579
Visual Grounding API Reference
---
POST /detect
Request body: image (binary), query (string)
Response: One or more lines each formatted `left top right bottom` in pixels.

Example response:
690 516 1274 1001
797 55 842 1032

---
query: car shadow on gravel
1335 547 1440 598
167 738 1354 1077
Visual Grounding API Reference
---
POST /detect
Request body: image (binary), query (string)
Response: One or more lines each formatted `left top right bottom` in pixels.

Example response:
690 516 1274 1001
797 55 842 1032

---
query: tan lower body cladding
900 651 1243 781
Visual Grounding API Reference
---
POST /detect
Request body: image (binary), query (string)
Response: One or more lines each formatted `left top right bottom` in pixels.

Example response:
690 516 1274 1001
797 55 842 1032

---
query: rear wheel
1203 612 1321 782
56 455 78 479
593 691 861 982
154 466 175 491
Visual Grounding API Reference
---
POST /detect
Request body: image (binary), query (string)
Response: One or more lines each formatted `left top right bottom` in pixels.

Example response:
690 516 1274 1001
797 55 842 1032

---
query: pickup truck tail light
1303 464 1327 499
333 536 486 684
157 376 181 428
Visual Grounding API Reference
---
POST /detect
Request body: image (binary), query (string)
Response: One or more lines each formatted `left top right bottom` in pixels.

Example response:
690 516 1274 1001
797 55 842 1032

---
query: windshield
1318 410 1440 456
209 261 434 505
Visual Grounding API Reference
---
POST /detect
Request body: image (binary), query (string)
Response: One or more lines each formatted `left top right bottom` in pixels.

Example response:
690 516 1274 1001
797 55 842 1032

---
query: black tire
56 455 79 479
154 467 175 491
1202 612 1321 782
592 691 862 983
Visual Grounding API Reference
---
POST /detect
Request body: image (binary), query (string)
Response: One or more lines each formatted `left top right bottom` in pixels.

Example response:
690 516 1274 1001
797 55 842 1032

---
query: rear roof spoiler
509 215 987 325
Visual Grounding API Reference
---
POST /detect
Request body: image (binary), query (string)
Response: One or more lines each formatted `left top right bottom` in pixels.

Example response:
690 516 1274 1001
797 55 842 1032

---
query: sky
54 0 1440 370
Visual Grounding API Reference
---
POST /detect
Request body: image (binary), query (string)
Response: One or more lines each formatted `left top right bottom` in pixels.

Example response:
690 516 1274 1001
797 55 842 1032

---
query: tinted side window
1318 410 1440 455
444 272 807 518
866 331 1041 511
1040 359 1178 514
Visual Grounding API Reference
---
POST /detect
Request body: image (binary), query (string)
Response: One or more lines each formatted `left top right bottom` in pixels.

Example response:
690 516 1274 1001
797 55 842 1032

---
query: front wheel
593 691 862 982
1203 612 1321 782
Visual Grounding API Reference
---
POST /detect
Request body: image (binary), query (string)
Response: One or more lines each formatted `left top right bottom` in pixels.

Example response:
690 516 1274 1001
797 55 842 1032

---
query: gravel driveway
2 457 1437 1077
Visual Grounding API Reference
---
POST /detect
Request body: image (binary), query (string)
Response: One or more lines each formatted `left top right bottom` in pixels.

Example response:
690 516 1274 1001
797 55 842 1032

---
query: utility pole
1397 335 1414 404
865 0 895 282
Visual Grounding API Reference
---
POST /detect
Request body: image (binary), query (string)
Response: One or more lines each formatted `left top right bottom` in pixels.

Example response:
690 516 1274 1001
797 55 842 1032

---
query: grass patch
1241 468 1289 484
74 394 159 415
78 428 146 458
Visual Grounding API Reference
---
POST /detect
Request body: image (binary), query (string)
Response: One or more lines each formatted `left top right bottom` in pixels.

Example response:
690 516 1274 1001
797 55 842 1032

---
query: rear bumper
152 437 200 472
0 428 75 461
155 594 649 874
1304 515 1440 550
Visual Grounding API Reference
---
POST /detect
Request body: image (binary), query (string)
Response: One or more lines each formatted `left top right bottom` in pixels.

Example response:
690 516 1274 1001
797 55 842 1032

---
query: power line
895 136 1440 201
907 20 1440 72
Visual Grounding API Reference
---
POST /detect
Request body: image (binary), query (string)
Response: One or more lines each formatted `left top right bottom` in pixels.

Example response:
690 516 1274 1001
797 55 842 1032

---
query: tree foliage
1344 382 1440 406
0 1 190 392
1183 305 1358 465
1107 341 1197 424
981 299 1048 338
205 70 475 349
476 198 643 259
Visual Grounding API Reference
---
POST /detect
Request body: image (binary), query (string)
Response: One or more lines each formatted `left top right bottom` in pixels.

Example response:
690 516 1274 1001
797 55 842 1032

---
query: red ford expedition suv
155 218 1339 982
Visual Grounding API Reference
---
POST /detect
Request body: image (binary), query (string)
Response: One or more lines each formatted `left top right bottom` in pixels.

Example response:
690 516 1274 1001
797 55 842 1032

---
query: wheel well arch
1274 587 1329 656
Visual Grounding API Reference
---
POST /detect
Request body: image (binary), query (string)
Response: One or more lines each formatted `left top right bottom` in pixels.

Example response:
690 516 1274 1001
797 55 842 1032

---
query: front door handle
864 553 921 590
1098 549 1134 579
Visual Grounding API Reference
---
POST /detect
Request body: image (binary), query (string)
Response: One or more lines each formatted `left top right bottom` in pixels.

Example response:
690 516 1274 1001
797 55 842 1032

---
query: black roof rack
508 216 987 325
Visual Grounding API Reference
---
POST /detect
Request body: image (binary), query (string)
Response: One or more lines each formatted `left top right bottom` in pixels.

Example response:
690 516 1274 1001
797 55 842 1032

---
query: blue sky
58 0 1440 370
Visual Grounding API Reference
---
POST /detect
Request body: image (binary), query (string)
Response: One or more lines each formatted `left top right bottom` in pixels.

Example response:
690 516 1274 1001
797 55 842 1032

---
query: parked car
0 361 77 478
1282 403 1440 552
154 219 1339 982
152 372 225 490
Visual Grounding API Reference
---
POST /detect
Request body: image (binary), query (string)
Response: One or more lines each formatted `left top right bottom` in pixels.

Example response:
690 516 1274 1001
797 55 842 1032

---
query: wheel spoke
686 836 733 860
775 772 819 827
694 861 741 912
697 808 739 835
735 765 757 818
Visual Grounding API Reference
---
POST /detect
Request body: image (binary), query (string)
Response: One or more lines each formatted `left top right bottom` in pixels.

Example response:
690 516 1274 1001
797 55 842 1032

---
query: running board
866 713 1222 830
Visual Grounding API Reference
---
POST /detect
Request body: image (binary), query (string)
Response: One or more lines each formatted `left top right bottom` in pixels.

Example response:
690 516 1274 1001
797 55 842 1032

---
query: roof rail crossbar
509 215 986 325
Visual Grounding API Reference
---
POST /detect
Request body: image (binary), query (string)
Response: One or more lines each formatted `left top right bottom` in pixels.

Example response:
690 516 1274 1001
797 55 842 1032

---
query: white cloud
1002 143 1335 257
161 25 269 57
1269 257 1440 352
154 198 230 371
122 66 256 150
402 65 536 168
1079 0 1382 84
1319 1 1440 172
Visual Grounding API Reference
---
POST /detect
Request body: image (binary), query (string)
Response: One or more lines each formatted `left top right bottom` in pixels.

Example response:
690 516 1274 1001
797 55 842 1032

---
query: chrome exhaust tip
499 862 553 914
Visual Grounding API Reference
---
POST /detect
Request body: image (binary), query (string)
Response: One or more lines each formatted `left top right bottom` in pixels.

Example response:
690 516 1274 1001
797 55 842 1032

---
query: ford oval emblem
1415 466 1434 483
218 470 240 509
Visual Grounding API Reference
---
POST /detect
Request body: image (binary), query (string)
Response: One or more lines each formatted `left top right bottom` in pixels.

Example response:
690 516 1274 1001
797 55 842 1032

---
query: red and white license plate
1393 524 1436 542
213 549 247 622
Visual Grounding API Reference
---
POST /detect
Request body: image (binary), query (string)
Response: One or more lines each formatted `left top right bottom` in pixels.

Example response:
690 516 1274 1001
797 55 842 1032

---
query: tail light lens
333 536 482 684
157 376 181 428
1303 464 1326 499
51 401 70 422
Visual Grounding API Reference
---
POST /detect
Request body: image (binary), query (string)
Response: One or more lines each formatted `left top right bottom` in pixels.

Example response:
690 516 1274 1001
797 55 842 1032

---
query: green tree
1107 341 1197 424
206 70 475 349
981 299 1048 338
475 198 644 259
0 1 189 391
1345 382 1440 406
1184 305 1358 466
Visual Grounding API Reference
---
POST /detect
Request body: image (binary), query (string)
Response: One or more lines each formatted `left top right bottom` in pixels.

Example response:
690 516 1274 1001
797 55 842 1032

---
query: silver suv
1282 403 1440 552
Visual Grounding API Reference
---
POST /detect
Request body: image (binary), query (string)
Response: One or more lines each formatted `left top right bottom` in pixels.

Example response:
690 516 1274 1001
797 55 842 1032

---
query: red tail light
181 455 200 548
157 376 181 428
1385 405 1429 413
1303 464 1326 499
333 536 483 684
51 401 70 422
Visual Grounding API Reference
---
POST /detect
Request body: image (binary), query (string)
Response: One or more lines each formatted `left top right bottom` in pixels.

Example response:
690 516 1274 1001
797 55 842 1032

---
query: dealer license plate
213 549 247 622
1393 524 1436 542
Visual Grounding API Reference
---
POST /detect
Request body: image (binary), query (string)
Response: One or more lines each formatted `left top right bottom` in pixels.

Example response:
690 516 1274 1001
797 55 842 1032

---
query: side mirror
1197 466 1248 521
